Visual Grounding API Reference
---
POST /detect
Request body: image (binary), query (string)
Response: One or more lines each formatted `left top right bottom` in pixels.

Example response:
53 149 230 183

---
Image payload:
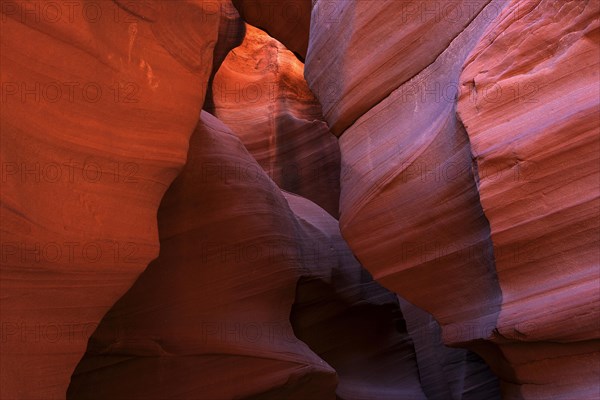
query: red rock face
68 112 425 399
335 0 506 345
457 0 600 397
0 1 230 398
67 112 337 399
305 0 489 135
305 0 599 398
2 0 598 399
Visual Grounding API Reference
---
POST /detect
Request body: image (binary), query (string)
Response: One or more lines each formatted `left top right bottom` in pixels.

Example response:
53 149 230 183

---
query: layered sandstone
1 0 598 399
0 1 233 398
332 0 505 347
208 24 340 216
457 1 600 397
68 112 426 400
305 0 489 135
305 0 600 398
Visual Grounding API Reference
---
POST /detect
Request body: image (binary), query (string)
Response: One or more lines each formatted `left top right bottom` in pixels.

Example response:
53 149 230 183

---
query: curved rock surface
457 0 600 397
286 192 426 400
2 0 598 399
338 0 505 344
305 0 489 135
0 1 232 398
209 24 340 217
324 0 599 398
68 112 425 400
458 0 599 343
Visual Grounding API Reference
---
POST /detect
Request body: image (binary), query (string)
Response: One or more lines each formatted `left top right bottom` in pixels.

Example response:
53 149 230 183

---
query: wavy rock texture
337 0 504 345
2 0 598 399
68 112 426 400
457 0 600 397
208 24 340 217
334 0 506 394
312 0 599 398
0 1 232 398
305 0 489 135
232 0 311 58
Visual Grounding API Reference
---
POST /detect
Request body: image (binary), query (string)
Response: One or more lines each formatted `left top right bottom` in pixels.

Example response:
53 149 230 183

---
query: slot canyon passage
0 0 599 399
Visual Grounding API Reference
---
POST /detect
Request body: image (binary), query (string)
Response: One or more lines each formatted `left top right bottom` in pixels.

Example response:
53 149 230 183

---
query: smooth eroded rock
338 0 506 345
457 0 600 396
68 112 337 399
69 112 426 400
0 1 229 397
209 25 340 217
305 0 489 135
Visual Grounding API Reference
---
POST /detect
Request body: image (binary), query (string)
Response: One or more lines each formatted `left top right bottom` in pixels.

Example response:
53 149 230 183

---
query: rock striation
305 0 489 135
1 1 235 398
68 112 426 400
208 24 340 216
304 0 600 398
1 0 598 399
457 1 600 397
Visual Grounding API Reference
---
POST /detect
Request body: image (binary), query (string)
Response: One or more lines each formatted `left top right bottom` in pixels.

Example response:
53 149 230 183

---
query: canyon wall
1 1 234 397
1 0 598 399
304 0 600 398
68 112 426 399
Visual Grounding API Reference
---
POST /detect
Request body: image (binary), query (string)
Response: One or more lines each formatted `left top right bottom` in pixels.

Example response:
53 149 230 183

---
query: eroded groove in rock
203 1 246 111
3 0 599 398
209 25 340 217
0 1 228 398
329 1 510 398
457 0 600 397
